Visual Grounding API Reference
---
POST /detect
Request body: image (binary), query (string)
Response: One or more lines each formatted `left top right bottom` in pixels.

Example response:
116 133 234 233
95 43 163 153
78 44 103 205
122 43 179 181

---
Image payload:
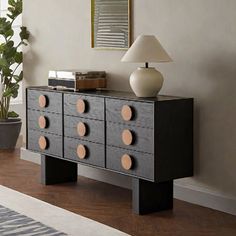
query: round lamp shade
121 35 172 63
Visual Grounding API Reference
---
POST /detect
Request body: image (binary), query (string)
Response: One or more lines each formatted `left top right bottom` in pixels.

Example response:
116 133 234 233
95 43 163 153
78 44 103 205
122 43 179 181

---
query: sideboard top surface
27 86 192 103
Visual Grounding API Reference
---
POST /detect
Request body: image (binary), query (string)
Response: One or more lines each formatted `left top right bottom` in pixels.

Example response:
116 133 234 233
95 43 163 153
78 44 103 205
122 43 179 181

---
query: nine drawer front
27 89 155 180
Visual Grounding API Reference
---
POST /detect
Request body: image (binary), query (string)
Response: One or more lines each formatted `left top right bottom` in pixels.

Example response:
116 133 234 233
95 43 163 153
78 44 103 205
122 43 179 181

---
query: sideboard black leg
132 178 173 215
41 155 78 185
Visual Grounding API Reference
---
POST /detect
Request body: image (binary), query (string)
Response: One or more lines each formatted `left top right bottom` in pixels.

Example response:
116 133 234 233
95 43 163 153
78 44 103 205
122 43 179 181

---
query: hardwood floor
0 149 236 236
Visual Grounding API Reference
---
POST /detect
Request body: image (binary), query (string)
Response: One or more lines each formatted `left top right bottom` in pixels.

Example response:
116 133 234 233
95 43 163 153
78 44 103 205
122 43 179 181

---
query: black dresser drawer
64 137 105 167
64 115 104 144
106 146 154 180
106 122 154 154
27 110 63 135
106 98 154 128
27 90 62 114
27 130 63 157
64 94 104 120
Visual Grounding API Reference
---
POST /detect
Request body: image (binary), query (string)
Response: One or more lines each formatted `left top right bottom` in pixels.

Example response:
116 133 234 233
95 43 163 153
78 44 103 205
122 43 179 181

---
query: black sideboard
26 86 193 214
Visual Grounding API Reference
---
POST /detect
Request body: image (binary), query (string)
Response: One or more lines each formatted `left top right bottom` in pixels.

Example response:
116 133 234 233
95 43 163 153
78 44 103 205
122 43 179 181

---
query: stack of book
48 70 106 91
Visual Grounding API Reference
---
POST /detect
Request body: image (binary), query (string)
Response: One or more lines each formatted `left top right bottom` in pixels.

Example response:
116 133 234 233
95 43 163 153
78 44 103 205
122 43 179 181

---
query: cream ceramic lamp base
130 67 164 97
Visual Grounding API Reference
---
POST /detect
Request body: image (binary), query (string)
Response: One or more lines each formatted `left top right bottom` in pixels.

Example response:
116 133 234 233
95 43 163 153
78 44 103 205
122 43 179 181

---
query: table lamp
121 35 172 97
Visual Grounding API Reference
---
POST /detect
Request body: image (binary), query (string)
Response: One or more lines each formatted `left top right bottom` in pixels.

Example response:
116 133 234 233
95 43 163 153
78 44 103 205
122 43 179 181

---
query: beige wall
23 0 236 199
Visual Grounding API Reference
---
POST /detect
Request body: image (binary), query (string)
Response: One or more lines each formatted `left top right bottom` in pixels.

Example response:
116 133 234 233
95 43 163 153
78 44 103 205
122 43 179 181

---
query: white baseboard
20 148 236 216
78 165 131 189
20 147 41 164
174 183 236 216
16 134 23 149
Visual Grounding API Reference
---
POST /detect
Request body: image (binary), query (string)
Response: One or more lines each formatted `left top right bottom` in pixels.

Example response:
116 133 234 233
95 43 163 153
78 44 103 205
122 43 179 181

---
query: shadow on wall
23 33 43 86
193 103 200 177
194 51 236 195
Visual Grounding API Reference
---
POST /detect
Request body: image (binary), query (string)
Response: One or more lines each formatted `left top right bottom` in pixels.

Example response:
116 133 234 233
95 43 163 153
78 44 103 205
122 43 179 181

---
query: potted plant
0 0 29 149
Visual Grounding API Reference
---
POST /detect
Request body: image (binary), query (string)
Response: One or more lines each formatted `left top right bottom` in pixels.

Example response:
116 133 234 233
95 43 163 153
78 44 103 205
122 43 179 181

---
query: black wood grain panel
154 99 194 182
27 110 62 135
132 179 173 214
64 94 104 120
27 90 62 113
106 98 154 128
64 115 104 144
106 146 154 180
64 137 105 167
28 130 63 157
106 122 154 154
41 155 77 185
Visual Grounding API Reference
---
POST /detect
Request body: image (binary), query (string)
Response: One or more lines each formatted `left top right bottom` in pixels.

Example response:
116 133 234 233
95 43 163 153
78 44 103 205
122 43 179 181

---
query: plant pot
0 118 22 149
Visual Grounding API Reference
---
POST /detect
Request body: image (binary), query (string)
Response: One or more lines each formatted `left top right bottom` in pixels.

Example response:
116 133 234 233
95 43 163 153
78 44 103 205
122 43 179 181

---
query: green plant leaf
3 83 19 98
8 111 19 118
5 29 14 37
0 18 11 35
9 0 16 6
4 45 16 60
13 75 20 82
3 90 13 97
13 71 23 82
14 52 22 63
6 41 14 48
2 67 12 77
19 71 23 80
7 0 22 20
11 89 19 98
0 17 7 23
20 26 30 41
0 58 8 68
0 43 5 53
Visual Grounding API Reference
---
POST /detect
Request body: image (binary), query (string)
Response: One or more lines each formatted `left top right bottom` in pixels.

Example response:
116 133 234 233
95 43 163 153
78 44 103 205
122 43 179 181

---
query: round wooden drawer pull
121 154 133 170
38 136 48 150
38 95 47 108
77 99 86 114
122 129 133 146
121 105 133 121
77 122 87 137
38 116 48 129
77 144 87 159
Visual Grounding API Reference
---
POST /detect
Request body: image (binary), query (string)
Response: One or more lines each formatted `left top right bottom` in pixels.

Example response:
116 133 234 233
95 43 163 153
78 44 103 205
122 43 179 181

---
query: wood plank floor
0 149 236 236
